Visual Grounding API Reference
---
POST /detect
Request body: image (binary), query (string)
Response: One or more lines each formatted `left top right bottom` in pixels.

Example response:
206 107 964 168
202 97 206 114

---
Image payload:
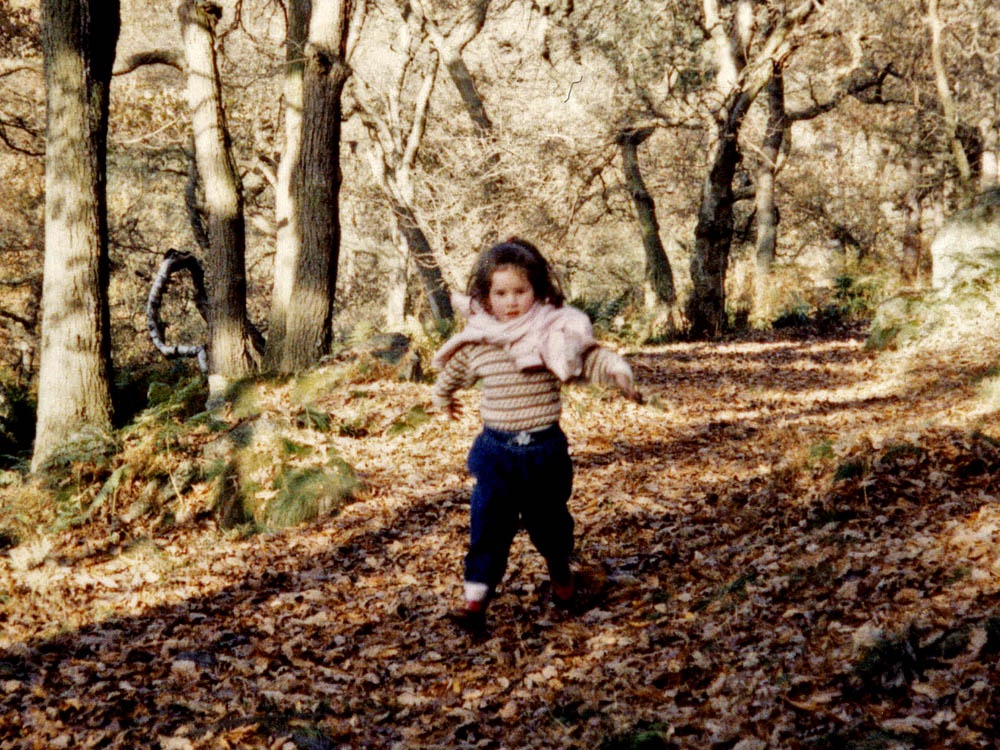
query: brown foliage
1 331 998 747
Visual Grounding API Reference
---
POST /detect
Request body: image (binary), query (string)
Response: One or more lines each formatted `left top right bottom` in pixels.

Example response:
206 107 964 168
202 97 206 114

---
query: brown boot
447 598 487 633
551 574 577 607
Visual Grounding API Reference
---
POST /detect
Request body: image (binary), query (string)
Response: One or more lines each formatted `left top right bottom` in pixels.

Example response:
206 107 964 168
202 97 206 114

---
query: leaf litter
1 331 998 748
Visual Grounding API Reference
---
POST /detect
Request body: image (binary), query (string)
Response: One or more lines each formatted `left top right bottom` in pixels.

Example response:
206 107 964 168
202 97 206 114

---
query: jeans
465 424 574 593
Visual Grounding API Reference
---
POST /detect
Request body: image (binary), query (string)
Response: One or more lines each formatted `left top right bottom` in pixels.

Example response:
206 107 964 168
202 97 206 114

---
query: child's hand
447 400 464 420
613 372 644 404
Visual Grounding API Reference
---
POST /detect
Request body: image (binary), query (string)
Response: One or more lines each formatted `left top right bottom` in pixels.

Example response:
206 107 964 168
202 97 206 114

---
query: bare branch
113 49 183 76
0 308 35 330
0 119 43 156
0 61 41 79
788 62 900 121
0 276 39 287
402 57 437 172
146 249 210 372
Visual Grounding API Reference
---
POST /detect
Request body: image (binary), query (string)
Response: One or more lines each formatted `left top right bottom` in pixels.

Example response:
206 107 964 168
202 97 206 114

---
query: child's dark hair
467 237 564 309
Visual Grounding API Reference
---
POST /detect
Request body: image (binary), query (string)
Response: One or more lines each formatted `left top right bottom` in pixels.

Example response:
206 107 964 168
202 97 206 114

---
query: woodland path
1 331 998 748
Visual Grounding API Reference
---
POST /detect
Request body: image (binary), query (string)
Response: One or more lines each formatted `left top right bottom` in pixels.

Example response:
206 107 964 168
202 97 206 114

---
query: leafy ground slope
1 332 998 749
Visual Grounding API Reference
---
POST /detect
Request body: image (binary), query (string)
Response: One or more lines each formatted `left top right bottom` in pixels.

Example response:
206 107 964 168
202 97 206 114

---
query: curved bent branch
113 49 183 75
146 249 210 372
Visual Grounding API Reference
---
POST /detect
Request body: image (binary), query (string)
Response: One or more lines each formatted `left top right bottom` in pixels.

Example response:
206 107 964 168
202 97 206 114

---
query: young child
431 237 641 630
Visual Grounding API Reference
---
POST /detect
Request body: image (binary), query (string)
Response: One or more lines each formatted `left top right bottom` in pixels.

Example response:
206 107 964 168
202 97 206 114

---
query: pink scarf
432 295 597 382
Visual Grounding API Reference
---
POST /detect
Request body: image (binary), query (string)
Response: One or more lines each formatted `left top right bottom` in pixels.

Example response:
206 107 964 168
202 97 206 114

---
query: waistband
481 423 562 447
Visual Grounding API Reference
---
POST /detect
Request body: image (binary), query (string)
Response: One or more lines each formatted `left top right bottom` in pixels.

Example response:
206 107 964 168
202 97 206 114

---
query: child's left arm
582 346 643 403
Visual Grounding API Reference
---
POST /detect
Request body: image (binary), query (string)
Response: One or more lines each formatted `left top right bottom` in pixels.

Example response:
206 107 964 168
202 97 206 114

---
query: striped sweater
432 342 632 432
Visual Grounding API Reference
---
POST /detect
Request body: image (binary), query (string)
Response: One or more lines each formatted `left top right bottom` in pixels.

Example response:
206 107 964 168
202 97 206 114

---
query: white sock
464 581 490 602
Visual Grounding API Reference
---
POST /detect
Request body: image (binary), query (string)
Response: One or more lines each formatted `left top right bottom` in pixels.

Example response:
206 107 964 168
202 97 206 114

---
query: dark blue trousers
465 424 574 593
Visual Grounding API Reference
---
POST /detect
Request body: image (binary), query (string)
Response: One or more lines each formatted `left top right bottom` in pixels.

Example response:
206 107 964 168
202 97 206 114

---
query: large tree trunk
266 0 353 373
688 101 747 338
32 0 119 472
618 127 676 308
752 66 786 323
179 0 261 392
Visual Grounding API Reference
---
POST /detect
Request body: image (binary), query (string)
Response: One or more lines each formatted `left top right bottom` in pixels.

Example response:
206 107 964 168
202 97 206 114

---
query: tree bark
266 0 353 373
688 115 743 338
412 0 492 134
356 47 454 327
753 65 786 322
393 198 453 322
688 0 819 339
927 0 972 185
265 0 308 371
179 0 262 389
617 127 676 308
901 157 927 287
32 0 119 472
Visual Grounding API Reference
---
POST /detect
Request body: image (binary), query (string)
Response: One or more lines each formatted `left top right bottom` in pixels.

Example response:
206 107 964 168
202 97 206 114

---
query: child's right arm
431 345 479 418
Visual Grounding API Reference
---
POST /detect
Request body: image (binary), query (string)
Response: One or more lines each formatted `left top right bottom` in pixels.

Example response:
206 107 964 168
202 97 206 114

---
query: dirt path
1 333 998 748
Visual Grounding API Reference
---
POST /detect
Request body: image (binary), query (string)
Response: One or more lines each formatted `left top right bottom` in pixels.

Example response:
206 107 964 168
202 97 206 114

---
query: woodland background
0 0 995 384
0 1 999 748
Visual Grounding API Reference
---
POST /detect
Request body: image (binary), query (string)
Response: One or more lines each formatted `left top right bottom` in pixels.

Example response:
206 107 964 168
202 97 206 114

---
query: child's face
487 265 536 321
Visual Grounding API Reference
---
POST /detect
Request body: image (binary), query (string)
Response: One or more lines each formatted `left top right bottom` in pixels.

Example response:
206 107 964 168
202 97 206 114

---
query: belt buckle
512 431 532 446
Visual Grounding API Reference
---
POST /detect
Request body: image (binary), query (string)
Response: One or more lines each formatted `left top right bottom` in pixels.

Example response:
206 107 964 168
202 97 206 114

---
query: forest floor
1 328 999 749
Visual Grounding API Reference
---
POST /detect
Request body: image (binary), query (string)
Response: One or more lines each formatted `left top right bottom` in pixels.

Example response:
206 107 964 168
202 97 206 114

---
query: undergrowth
0 355 402 546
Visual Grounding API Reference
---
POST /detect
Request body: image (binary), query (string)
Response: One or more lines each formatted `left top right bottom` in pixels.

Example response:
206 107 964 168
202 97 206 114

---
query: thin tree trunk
393 198 453 322
412 0 492 134
753 65 785 322
617 127 675 308
32 0 119 472
179 0 261 391
443 52 492 133
265 0 307 372
927 0 972 185
267 0 353 372
901 157 927 288
357 48 454 327
384 237 408 330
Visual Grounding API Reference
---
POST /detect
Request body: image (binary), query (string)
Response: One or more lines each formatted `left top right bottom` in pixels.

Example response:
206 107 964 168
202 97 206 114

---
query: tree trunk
355 45 454 328
688 101 747 338
688 0 818 339
384 237 408 330
265 0 308 371
179 0 261 391
32 0 119 472
927 0 972 186
393 198 454 323
617 127 676 308
430 9 501 200
753 66 786 323
409 0 491 134
266 0 353 373
901 157 927 288
441 49 492 134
